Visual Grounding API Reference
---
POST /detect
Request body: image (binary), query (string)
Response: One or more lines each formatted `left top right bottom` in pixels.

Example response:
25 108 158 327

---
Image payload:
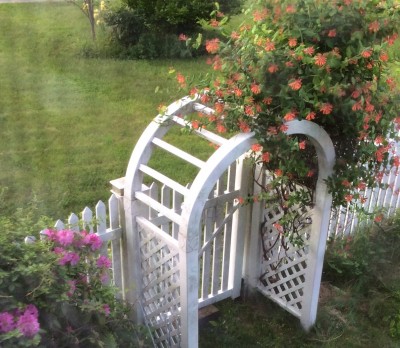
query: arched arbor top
121 95 335 347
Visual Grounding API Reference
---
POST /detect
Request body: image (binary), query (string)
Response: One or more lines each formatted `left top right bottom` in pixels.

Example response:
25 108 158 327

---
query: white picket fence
328 150 400 238
42 195 125 298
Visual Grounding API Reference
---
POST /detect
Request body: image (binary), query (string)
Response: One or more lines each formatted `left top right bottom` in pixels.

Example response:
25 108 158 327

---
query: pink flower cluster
0 305 40 338
42 229 102 251
42 229 104 267
42 228 112 289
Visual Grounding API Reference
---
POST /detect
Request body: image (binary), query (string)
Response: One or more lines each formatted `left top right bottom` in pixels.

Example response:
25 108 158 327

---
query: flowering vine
175 0 400 251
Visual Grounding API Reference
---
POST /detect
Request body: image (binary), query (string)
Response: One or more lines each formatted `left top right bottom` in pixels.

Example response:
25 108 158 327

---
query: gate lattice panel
136 183 184 347
139 223 181 347
258 204 312 316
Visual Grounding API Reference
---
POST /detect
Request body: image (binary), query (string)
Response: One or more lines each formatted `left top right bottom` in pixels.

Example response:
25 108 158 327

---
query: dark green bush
323 217 400 290
122 0 243 34
126 33 194 59
103 7 146 48
0 199 149 347
102 0 243 59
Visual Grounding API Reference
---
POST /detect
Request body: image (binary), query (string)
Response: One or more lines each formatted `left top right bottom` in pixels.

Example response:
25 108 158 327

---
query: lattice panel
258 204 312 316
139 226 181 347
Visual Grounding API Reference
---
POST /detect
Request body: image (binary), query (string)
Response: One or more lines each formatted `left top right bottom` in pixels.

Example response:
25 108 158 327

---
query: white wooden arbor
118 96 335 347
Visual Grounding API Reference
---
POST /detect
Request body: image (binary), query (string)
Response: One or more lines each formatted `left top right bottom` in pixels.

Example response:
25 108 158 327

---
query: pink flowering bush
0 305 40 346
0 219 146 347
176 0 400 247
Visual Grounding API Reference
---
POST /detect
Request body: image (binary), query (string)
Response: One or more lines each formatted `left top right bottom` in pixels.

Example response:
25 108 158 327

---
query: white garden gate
113 96 335 347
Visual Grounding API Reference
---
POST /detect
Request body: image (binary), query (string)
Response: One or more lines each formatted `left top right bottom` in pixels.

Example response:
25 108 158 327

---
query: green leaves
182 0 400 257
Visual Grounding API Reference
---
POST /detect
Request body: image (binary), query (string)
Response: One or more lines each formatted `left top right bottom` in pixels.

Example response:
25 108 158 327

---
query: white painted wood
161 185 171 234
198 289 234 308
109 185 127 301
211 179 224 296
54 219 65 231
285 120 335 330
152 137 205 169
136 216 179 251
82 207 94 232
135 191 182 225
198 204 239 256
229 157 251 298
139 164 189 196
172 115 228 146
97 228 122 242
148 182 159 220
96 201 108 257
68 213 79 231
243 164 264 290
200 204 214 301
96 201 107 234
221 164 236 291
192 102 215 116
178 131 256 347
172 190 182 240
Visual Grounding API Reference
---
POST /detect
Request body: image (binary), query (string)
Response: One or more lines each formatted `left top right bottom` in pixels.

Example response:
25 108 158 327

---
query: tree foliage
123 0 242 34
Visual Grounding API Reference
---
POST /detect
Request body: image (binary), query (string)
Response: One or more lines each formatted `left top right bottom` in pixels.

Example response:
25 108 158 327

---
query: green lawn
0 2 211 218
199 219 400 347
1 3 400 347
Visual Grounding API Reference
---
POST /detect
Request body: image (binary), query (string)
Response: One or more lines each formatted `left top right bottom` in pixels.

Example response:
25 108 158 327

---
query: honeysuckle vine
172 0 400 251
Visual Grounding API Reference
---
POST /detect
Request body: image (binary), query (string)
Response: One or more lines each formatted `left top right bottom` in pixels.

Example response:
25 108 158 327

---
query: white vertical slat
243 164 264 290
54 219 65 231
201 203 214 300
341 203 353 236
161 185 171 234
389 168 400 214
382 169 395 210
229 156 251 298
82 207 94 232
377 170 390 208
109 194 123 297
211 179 224 295
148 182 159 219
221 164 235 291
96 201 108 257
172 190 183 240
68 213 80 232
335 206 347 238
327 208 339 238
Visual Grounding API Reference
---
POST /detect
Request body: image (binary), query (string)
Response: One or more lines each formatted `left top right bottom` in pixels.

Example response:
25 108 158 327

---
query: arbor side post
285 120 335 330
229 156 252 298
242 163 264 293
122 196 145 323
110 178 144 323
300 179 332 330
110 177 125 299
178 224 200 348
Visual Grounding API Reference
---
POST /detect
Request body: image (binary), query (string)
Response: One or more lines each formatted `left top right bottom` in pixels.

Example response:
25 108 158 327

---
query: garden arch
119 96 335 347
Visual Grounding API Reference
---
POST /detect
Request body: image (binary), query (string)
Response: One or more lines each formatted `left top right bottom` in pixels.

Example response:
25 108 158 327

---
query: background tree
123 0 242 34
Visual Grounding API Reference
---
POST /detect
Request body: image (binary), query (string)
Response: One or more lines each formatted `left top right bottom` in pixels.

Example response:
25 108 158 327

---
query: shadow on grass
200 218 400 347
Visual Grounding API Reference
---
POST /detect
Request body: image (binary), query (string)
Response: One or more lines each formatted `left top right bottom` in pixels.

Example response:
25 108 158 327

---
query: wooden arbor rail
114 95 335 347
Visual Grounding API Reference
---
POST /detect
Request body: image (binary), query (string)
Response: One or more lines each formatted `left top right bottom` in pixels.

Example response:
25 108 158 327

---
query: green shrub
324 215 400 289
103 6 146 48
122 0 218 34
0 206 148 347
102 0 243 59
